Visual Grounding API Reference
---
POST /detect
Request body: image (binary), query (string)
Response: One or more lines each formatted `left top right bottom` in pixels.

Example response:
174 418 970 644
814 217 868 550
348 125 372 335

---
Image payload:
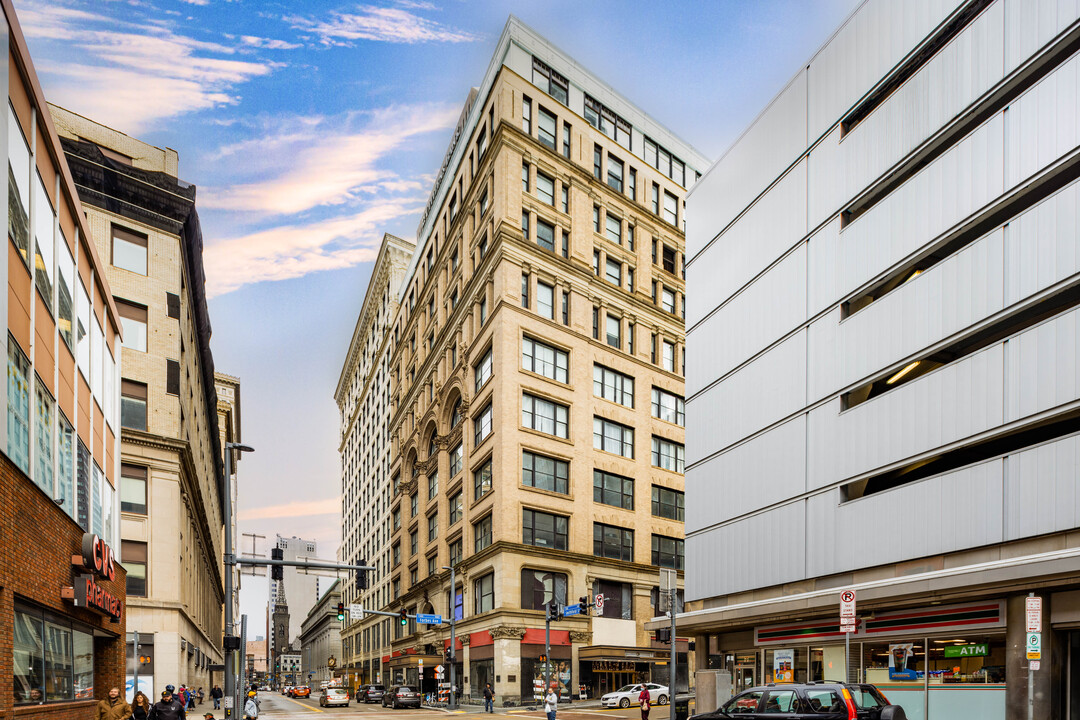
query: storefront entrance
734 665 755 693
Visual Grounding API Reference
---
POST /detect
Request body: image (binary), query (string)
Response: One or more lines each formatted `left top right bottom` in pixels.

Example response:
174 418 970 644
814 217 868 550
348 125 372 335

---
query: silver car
319 688 350 707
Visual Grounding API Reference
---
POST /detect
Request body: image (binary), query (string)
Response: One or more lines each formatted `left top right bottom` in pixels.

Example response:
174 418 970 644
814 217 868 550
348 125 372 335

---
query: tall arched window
450 399 463 429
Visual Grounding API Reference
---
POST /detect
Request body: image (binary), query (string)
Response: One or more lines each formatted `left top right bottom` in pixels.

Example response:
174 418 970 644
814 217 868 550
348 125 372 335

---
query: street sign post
1026 596 1042 633
1027 593 1041 720
840 590 856 617
840 590 856 682
563 603 581 616
416 614 443 625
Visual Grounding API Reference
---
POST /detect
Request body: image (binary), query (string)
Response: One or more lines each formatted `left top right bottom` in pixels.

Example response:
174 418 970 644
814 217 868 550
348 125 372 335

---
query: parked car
357 685 385 703
382 685 421 709
601 684 669 708
692 683 905 720
292 686 311 699
319 688 350 707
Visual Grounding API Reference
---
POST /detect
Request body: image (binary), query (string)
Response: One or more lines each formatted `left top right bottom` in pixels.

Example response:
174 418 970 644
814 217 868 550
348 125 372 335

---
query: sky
15 0 861 627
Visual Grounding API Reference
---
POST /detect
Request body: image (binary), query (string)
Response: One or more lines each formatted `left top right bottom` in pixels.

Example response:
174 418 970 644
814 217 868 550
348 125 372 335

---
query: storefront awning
580 646 667 664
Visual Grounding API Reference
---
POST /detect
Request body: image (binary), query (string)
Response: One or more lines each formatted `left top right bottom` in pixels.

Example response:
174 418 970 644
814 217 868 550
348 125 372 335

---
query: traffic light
399 608 408 626
336 602 345 621
444 647 453 663
656 628 672 643
539 654 548 664
356 560 368 591
271 547 283 581
579 596 590 613
545 603 562 622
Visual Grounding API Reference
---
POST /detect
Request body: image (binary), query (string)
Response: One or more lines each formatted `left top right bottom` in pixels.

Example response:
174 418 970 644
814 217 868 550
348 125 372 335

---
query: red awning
522 628 570 646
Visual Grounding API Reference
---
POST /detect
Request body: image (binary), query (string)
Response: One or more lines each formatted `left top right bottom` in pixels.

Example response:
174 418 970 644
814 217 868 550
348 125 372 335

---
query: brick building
0 1 127 719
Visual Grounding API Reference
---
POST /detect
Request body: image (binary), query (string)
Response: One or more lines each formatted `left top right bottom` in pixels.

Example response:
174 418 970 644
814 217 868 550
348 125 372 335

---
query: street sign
416 613 443 625
223 697 233 709
563 603 582 616
944 644 989 658
840 590 856 617
349 604 364 620
435 665 444 674
1026 632 1041 660
595 593 605 614
1026 596 1042 633
1031 660 1040 671
840 624 856 633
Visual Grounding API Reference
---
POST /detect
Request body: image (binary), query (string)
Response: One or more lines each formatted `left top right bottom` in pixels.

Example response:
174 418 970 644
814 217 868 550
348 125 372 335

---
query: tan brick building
379 18 707 705
50 105 229 697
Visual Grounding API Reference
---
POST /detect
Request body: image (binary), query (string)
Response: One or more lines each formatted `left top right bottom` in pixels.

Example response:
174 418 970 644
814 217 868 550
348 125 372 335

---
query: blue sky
15 0 860 621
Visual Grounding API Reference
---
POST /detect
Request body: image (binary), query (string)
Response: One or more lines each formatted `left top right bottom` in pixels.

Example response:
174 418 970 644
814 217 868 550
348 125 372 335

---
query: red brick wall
0 454 127 720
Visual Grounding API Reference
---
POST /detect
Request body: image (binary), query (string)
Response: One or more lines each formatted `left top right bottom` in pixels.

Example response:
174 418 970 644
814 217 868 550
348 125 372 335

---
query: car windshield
398 687 415 692
372 686 384 690
328 690 346 695
850 685 888 709
616 685 638 693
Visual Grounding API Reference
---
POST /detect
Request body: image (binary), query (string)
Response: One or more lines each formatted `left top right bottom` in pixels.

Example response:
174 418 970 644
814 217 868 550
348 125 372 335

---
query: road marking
281 696 324 712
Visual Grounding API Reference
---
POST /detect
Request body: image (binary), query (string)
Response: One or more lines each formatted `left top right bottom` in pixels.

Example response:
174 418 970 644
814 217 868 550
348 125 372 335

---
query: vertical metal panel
685 415 807 533
810 112 1005 315
1004 432 1080 539
808 227 1005 402
807 343 1005 490
686 71 807 262
808 2 1005 229
806 460 1003 578
806 0 968 144
1005 49 1080 188
1006 177 1080 305
687 330 806 463
1005 0 1080 74
687 160 807 329
686 501 806 600
1004 305 1080 422
687 244 807 396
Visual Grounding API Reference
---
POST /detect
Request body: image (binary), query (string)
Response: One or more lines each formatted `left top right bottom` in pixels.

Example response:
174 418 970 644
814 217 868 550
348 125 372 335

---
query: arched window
450 399 463 429
429 434 438 458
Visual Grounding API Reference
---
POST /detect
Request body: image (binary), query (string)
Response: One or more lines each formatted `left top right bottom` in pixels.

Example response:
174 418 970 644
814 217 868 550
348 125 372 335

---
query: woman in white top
544 689 558 720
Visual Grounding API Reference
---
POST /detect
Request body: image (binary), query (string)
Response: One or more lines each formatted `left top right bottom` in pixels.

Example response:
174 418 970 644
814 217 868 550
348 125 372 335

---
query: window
628 321 635 354
522 162 530 192
112 225 147 275
594 522 634 561
652 437 685 473
521 569 567 611
122 540 148 596
410 530 418 555
594 470 634 510
452 246 460 272
449 539 463 567
658 288 676 316
560 185 569 213
628 167 636 200
561 291 570 326
449 491 463 525
33 173 54 306
14 604 94 704
116 299 148 352
451 399 464 429
538 107 557 150
474 573 494 613
120 464 147 514
662 245 677 274
474 403 493 445
410 568 418 585
427 555 437 576
474 515 492 552
628 225 635 251
410 493 418 517
428 470 439 500
593 144 602 180
593 205 600 232
478 124 488 157
523 509 568 550
593 579 632 620
121 380 147 431
536 172 554 205
522 393 568 438
652 485 685 521
479 296 488 324
34 380 53 495
594 365 634 407
522 95 532 133
393 507 401 531
651 535 684 569
628 268 635 292
475 348 492 390
479 188 489 216
663 192 678 226
536 219 555 252
8 107 30 266
592 307 599 339
605 214 622 245
651 387 685 426
450 443 463 476
428 513 438 541
605 257 622 285
592 250 601 276
57 241 75 350
607 154 624 192
450 289 459 312
57 414 74 518
606 314 621 348
474 459 492 500
522 337 568 383
532 57 568 104
536 281 554 320
594 417 634 458
651 183 660 214
393 543 401 566
584 94 631 147
522 272 530 309
522 451 568 494
522 210 530 240
562 122 571 158
662 340 676 372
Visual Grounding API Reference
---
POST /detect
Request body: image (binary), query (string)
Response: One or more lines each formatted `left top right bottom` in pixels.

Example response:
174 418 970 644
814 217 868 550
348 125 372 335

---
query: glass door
734 666 756 693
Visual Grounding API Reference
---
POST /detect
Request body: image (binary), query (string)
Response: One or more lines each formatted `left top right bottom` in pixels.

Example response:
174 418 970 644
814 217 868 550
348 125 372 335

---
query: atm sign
943 644 989 658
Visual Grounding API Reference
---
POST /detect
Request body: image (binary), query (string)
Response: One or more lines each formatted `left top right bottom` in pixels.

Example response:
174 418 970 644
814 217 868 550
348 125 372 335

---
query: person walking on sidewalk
243 692 259 720
483 683 494 713
209 687 222 711
638 685 651 720
132 691 152 720
544 688 558 720
96 686 132 720
149 687 186 720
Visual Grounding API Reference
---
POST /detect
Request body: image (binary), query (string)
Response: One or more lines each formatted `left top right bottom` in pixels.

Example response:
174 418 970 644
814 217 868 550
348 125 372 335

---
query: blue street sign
563 604 582 616
416 613 443 625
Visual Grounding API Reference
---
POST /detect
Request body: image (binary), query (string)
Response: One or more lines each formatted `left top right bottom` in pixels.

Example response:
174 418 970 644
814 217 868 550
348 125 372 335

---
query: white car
600 683 669 708
319 688 350 707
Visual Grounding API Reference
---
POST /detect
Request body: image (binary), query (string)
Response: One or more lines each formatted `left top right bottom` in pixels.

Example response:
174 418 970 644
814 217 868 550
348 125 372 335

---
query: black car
383 685 421 709
694 683 906 720
357 685 385 703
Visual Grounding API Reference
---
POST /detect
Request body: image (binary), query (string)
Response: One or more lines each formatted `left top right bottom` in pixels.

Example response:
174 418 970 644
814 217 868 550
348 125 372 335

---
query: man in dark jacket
149 686 186 720
210 687 223 710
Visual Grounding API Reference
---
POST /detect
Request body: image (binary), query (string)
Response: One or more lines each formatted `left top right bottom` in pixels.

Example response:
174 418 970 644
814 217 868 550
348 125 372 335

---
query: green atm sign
944 644 989 658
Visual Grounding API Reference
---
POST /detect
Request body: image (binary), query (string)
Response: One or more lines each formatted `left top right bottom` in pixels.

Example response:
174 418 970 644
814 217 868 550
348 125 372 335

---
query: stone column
461 635 471 701
490 626 525 706
570 631 592 703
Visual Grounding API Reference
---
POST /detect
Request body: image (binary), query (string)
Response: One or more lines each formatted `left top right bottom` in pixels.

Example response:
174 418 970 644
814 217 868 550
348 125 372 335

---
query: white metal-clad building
682 1 1080 718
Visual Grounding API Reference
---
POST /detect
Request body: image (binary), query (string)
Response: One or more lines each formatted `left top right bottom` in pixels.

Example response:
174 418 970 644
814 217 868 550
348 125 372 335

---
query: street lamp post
442 565 457 710
224 442 254 718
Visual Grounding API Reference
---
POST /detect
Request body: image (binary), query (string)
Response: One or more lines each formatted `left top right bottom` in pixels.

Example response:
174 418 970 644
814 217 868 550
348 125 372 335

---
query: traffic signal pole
448 565 457 711
545 605 551 703
669 589 676 720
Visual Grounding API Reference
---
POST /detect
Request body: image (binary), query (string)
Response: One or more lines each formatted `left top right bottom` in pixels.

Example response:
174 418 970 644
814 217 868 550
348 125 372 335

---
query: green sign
944 644 989 658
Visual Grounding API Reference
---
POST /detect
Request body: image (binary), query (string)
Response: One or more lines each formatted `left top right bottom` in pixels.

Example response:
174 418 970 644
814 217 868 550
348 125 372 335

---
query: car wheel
620 698 630 708
657 695 668 706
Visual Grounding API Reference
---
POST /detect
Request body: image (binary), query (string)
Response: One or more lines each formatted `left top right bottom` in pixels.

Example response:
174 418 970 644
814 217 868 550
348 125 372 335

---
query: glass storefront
470 658 493 698
14 603 96 705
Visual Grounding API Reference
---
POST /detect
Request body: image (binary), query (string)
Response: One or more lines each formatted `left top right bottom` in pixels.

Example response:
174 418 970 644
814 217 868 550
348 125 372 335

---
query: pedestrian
96 686 132 720
638 685 651 720
203 714 215 720
148 686 186 720
186 687 196 711
197 688 204 706
244 692 259 720
544 687 557 720
210 686 222 710
132 691 152 720
483 683 494 713
176 687 187 710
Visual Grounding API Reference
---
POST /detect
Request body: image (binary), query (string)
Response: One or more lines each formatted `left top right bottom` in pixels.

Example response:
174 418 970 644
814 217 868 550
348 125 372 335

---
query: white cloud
240 35 302 50
239 496 339 520
288 5 478 45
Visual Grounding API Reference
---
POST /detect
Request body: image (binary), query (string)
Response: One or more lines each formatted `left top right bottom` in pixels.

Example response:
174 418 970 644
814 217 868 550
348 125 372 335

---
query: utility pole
669 589 676 720
223 442 255 718
443 565 457 710
240 615 248 699
132 630 139 701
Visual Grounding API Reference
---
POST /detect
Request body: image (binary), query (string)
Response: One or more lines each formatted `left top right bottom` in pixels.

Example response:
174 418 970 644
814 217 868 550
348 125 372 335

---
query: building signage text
73 573 123 619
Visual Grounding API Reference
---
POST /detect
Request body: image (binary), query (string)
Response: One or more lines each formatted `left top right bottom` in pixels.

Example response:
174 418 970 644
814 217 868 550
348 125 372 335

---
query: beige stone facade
380 19 708 705
51 105 228 696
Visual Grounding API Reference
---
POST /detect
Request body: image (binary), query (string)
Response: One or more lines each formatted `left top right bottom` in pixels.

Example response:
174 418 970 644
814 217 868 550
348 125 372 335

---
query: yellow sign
1027 651 1041 660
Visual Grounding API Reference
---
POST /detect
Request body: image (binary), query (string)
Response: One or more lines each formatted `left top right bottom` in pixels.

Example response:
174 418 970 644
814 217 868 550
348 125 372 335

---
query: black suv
356 685 385 703
694 683 906 720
